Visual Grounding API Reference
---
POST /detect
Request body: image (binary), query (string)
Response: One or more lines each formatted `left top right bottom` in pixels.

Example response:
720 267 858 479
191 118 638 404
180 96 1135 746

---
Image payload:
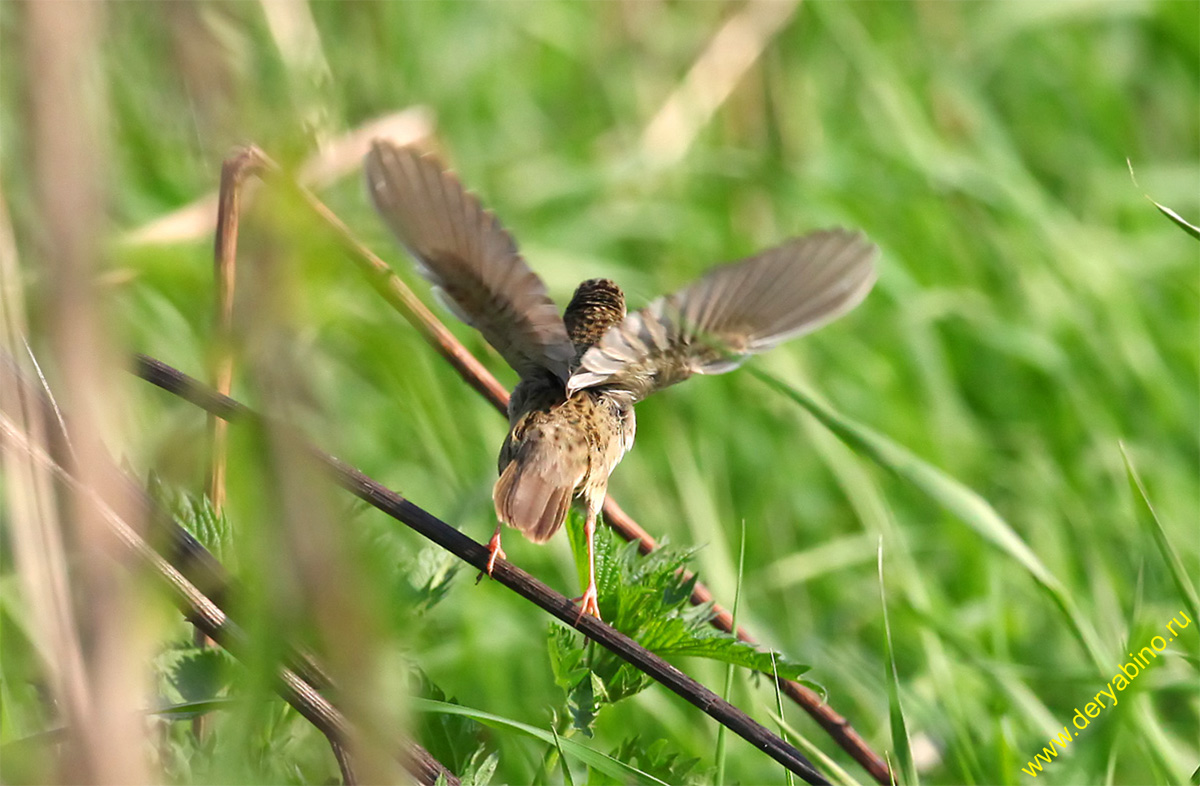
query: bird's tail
493 428 583 543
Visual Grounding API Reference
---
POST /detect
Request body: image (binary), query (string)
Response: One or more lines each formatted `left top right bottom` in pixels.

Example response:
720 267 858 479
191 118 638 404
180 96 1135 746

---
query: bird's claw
572 584 601 623
476 531 506 584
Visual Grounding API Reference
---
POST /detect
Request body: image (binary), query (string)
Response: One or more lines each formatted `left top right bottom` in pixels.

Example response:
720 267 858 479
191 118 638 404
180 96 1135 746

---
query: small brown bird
365 141 877 621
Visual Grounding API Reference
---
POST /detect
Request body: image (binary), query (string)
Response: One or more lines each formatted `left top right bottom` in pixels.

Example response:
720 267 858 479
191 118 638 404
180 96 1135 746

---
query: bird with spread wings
365 140 877 621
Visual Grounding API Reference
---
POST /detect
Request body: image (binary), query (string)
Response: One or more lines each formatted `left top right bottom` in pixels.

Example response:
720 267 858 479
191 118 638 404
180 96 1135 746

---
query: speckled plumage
365 141 878 620
564 279 625 353
495 378 633 543
493 278 633 552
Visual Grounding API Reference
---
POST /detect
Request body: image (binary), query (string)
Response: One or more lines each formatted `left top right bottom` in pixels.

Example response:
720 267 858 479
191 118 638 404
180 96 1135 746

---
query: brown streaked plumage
365 140 878 621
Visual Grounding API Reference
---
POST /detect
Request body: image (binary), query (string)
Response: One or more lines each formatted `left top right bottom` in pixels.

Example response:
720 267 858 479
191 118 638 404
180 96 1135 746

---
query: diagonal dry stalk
0 354 458 786
640 0 800 167
220 146 891 784
132 354 832 786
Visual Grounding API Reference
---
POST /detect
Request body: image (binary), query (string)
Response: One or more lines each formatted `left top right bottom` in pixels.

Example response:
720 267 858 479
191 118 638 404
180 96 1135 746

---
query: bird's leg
573 505 601 622
476 523 506 583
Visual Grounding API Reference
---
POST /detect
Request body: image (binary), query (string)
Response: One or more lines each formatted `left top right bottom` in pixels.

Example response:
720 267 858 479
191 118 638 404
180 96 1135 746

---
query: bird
364 140 878 622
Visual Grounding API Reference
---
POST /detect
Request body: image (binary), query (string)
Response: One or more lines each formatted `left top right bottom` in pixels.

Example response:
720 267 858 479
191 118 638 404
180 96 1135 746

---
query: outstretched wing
365 141 575 381
566 229 877 401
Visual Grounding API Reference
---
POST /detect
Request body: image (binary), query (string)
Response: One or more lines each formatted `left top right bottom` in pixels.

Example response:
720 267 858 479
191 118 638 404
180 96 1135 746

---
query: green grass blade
1119 441 1200 624
151 697 239 718
714 519 746 786
1127 158 1200 240
411 698 669 785
769 651 796 786
550 727 575 786
767 709 864 786
878 542 917 786
751 368 1111 675
1151 200 1200 240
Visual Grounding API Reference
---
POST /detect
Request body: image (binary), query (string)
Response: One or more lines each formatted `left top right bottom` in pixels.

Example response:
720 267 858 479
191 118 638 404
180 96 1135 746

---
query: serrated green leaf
169 648 229 704
146 474 234 562
406 545 461 613
551 516 807 738
611 736 703 785
412 673 487 774
644 619 809 681
461 748 499 786
566 670 602 736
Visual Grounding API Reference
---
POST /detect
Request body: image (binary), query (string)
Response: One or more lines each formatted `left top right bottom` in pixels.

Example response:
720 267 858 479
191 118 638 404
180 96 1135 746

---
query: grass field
2 2 1197 784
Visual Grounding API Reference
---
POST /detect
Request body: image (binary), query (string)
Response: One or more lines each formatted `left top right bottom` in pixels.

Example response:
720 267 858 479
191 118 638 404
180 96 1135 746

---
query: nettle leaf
405 545 462 613
567 672 606 738
642 616 809 681
548 625 587 689
550 511 807 735
459 747 499 786
147 473 233 562
171 648 231 704
411 671 489 774
612 736 704 785
152 641 237 714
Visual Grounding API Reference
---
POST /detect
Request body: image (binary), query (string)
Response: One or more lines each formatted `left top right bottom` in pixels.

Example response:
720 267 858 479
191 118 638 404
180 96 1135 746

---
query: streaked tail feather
493 455 577 543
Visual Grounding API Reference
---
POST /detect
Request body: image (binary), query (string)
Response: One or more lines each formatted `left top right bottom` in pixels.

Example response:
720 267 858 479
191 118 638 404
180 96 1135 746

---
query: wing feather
365 141 575 380
566 229 877 401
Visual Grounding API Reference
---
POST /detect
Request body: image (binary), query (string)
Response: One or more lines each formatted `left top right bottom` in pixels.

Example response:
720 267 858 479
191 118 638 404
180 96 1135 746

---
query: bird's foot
475 530 506 584
572 583 601 623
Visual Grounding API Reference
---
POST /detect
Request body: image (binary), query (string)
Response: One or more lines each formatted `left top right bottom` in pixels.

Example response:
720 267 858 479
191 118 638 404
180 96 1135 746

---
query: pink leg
573 507 601 622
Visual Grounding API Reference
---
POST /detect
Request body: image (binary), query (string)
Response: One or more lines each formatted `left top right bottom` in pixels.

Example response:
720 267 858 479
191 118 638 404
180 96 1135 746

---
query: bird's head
564 278 626 350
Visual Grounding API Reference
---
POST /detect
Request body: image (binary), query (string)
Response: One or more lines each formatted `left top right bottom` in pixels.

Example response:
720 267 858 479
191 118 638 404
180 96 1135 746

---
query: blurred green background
2 1 1197 784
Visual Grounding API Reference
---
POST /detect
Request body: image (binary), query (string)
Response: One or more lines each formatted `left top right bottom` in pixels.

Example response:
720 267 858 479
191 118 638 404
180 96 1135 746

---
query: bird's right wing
566 229 877 402
365 141 575 381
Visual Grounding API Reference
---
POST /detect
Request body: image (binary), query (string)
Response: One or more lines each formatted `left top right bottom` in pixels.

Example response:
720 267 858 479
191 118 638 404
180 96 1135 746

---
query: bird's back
494 279 632 542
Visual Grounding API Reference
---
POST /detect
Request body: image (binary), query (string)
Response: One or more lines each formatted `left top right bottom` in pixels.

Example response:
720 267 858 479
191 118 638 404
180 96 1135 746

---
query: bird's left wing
566 229 877 402
365 141 575 381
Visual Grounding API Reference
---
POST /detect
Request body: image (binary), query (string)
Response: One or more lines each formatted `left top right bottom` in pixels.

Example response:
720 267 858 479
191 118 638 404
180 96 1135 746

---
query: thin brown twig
208 147 267 511
240 148 890 783
192 143 263 750
133 353 831 786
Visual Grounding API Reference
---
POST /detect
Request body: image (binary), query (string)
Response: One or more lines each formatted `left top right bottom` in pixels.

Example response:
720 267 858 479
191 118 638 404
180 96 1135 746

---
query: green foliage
457 747 500 786
148 472 233 562
551 511 807 738
878 545 918 786
1119 443 1200 633
1129 159 1200 240
399 544 463 615
167 648 234 709
2 1 1196 783
411 698 667 785
751 368 1112 672
606 737 703 786
411 675 490 777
